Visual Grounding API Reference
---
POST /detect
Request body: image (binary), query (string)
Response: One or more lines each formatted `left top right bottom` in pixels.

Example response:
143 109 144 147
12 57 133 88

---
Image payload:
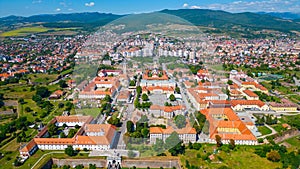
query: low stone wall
48 158 181 169
122 159 181 169
274 128 300 143
52 159 106 168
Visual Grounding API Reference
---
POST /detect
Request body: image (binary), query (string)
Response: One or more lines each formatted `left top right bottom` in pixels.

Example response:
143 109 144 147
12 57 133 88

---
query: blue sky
0 0 299 17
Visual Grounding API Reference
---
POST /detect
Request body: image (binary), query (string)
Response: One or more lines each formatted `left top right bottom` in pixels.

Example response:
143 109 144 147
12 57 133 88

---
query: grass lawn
258 126 272 135
0 138 20 152
1 27 80 37
180 145 281 169
0 26 50 37
131 57 154 63
75 108 100 118
27 74 58 84
271 124 286 133
159 56 180 64
167 63 189 70
210 64 224 71
284 136 300 151
60 68 73 76
0 83 35 99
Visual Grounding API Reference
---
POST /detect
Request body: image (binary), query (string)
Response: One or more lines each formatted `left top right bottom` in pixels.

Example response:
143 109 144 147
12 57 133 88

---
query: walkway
257 124 278 139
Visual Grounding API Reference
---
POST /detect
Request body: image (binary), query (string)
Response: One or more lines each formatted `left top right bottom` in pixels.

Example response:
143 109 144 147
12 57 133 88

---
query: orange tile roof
55 116 93 123
54 90 64 96
230 89 242 95
200 108 256 141
150 122 196 135
197 69 209 75
243 90 258 98
20 140 37 153
231 100 266 107
143 86 174 92
163 105 185 113
143 70 169 80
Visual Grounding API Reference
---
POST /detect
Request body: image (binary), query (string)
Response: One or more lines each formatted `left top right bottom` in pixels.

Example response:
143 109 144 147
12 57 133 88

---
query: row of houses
19 116 117 157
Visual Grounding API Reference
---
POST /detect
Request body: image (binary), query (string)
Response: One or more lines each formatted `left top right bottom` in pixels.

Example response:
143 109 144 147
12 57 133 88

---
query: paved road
116 103 134 150
163 61 200 126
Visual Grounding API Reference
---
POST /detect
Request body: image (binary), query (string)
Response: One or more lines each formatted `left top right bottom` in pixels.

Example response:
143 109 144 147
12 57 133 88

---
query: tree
267 150 281 162
175 115 186 129
127 121 134 133
227 80 233 85
215 135 222 147
103 95 112 102
75 124 80 129
169 94 176 101
142 93 149 101
32 94 42 104
168 142 185 156
48 123 58 136
65 145 76 156
139 115 149 123
165 132 181 149
141 128 149 138
175 87 181 94
60 132 66 138
58 80 68 88
18 98 25 105
58 102 64 108
129 80 136 86
136 86 142 95
89 164 96 169
153 138 165 152
36 86 50 98
0 94 4 108
25 107 32 112
62 165 70 169
229 139 235 150
75 165 84 169
67 129 77 138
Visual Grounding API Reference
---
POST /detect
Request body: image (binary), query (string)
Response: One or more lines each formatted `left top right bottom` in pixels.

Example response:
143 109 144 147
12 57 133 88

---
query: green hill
160 9 300 32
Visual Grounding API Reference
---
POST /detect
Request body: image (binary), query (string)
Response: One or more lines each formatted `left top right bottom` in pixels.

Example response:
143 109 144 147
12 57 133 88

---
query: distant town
0 12 299 169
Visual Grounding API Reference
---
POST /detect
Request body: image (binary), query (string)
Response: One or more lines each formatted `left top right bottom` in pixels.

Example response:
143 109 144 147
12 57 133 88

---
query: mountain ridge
1 9 299 33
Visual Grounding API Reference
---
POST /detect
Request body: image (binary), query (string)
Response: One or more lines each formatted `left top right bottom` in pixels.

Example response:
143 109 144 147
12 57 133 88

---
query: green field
180 145 281 169
159 56 180 64
1 27 51 37
284 136 300 150
131 57 154 63
258 126 272 135
1 26 80 37
271 124 286 133
75 108 100 118
210 64 224 71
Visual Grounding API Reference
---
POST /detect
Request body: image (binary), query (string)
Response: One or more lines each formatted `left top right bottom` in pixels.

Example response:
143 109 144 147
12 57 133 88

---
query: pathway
257 123 277 139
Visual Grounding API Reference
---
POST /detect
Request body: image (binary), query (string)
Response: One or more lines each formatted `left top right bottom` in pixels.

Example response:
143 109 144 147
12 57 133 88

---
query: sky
0 0 299 17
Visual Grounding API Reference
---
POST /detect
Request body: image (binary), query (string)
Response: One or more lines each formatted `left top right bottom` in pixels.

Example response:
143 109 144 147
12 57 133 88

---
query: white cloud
85 2 95 7
56 8 61 12
183 3 189 8
186 0 300 13
190 5 201 9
